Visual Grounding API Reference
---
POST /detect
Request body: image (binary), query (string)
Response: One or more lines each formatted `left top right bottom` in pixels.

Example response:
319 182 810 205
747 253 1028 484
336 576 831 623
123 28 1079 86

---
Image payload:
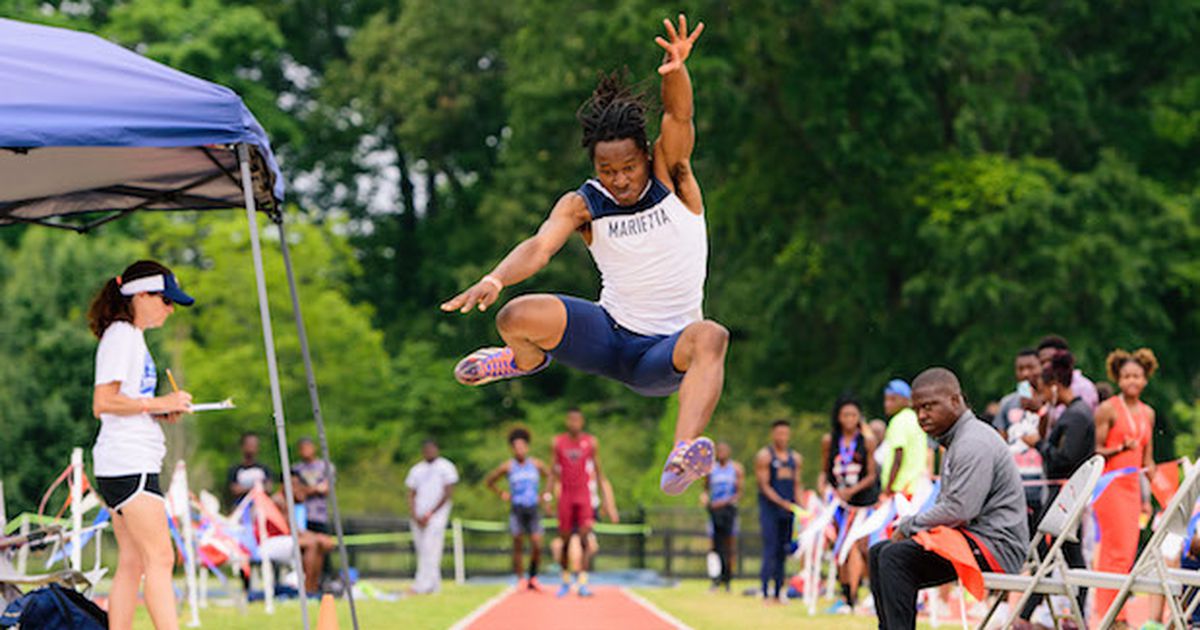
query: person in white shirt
88 260 194 630
405 439 459 594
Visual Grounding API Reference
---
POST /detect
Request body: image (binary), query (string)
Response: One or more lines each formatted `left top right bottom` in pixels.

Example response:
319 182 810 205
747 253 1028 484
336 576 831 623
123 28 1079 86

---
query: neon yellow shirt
880 407 926 495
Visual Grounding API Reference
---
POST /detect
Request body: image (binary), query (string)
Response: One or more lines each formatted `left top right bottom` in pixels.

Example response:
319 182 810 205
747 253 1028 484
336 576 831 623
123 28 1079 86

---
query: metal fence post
664 530 673 577
737 532 745 578
452 518 465 585
634 505 646 570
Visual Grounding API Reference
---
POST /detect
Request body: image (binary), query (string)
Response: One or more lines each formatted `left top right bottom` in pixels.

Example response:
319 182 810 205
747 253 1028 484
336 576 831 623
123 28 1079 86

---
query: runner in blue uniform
703 442 743 592
485 428 552 590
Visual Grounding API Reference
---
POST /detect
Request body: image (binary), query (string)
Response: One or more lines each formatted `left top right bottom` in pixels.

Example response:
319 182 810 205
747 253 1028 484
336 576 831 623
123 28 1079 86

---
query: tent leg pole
275 217 360 630
71 448 83 572
237 143 309 630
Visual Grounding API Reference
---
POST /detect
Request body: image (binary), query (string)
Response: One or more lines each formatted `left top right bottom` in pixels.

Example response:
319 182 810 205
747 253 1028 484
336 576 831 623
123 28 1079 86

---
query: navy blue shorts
548 295 685 397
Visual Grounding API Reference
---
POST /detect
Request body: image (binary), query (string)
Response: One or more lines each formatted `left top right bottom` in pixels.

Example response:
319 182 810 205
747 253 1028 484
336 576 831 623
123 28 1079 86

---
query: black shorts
96 473 162 514
307 520 330 535
509 505 543 536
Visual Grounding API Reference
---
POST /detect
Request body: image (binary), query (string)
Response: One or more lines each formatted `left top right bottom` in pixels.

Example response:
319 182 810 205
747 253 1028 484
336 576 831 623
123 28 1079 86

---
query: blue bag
0 583 107 629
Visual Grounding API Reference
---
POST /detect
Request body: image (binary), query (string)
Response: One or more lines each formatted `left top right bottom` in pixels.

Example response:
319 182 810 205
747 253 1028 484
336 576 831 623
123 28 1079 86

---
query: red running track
460 586 683 630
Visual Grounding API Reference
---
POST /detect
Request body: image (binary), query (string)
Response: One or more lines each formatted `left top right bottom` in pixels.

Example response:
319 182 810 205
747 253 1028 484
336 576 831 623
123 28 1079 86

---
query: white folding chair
979 454 1105 629
1091 459 1200 630
1007 461 1200 629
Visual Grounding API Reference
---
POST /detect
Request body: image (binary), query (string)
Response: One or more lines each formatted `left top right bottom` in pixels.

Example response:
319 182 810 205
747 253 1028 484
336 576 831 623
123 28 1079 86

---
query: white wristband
481 275 503 291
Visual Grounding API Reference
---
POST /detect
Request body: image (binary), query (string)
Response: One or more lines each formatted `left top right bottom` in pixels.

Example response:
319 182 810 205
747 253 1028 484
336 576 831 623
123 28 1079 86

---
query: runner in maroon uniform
549 409 609 597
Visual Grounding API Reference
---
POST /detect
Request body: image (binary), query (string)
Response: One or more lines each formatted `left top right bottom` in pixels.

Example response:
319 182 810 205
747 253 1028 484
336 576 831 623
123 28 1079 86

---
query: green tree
5 0 1200 517
905 152 1200 402
0 230 144 515
167 215 403 499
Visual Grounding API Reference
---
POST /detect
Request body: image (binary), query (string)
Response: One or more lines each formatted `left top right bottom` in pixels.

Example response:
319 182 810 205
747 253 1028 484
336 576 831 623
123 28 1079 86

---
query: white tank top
577 177 707 336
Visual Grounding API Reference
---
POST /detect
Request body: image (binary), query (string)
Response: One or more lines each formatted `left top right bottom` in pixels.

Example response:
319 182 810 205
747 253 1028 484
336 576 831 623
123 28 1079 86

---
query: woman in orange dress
1092 348 1158 627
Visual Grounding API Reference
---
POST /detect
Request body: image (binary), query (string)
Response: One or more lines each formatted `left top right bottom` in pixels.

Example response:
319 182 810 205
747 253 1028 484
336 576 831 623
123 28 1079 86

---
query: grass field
130 581 503 630
122 579 936 629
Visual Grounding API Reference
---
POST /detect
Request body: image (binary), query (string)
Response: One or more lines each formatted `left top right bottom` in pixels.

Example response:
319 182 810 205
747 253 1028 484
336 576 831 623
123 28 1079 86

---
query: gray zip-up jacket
895 410 1029 574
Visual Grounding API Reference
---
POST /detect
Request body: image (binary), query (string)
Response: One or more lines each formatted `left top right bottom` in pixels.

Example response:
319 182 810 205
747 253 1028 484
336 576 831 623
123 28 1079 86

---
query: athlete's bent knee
693 321 729 357
495 300 524 334
495 295 557 336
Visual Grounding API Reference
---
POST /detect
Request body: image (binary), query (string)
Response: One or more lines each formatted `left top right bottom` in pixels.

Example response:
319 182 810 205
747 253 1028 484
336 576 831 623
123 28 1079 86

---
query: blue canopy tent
0 18 356 629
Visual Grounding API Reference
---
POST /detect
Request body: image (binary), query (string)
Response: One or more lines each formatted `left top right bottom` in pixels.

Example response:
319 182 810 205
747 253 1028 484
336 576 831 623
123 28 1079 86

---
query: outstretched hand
440 279 501 314
655 14 704 76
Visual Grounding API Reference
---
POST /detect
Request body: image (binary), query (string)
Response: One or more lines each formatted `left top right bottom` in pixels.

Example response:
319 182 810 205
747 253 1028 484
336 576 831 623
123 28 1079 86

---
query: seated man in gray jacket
868 367 1028 629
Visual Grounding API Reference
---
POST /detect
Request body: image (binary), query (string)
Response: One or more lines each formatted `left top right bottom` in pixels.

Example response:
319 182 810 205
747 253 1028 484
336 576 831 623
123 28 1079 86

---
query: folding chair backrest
1155 460 1199 539
1037 455 1105 542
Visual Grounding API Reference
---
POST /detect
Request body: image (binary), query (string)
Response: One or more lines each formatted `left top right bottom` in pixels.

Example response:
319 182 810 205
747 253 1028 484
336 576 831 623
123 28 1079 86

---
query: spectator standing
819 396 878 613
1037 335 1098 411
405 439 459 595
291 437 332 534
1017 350 1095 622
754 419 802 603
1092 348 1159 627
880 380 925 498
993 348 1047 536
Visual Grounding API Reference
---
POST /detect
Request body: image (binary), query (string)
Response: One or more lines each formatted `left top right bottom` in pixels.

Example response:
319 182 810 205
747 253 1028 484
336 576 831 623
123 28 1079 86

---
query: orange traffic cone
316 593 339 630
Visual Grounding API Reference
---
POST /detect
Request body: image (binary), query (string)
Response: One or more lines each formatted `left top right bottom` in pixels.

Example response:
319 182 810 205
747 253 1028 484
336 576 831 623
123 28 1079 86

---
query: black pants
759 510 793 598
869 540 957 629
1024 495 1043 545
709 505 736 585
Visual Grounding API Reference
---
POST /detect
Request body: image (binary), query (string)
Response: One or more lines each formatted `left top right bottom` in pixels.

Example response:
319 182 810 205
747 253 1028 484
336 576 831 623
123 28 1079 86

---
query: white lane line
620 587 694 630
447 585 517 630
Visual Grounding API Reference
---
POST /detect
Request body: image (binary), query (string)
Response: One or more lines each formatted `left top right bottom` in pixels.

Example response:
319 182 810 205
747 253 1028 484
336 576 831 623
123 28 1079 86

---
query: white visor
119 274 164 296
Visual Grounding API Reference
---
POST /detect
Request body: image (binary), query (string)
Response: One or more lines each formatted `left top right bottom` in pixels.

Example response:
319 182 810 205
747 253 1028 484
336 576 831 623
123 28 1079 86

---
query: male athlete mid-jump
441 14 725 495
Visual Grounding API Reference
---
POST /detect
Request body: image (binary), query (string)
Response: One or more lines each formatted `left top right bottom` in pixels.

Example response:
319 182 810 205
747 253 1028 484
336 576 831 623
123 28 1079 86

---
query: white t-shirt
405 457 458 518
92 321 165 476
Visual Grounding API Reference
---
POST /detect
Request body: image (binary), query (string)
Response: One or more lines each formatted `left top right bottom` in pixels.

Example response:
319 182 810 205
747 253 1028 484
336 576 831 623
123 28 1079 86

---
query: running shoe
659 437 715 495
453 347 549 386
556 583 571 598
577 585 594 598
527 576 541 592
824 601 849 615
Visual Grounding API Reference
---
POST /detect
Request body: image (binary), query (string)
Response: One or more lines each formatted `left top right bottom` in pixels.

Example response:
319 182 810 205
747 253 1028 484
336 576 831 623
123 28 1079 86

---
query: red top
1101 397 1151 472
554 432 596 499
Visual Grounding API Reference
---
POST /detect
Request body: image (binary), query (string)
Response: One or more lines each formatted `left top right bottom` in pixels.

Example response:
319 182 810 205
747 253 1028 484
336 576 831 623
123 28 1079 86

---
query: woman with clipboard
88 260 194 630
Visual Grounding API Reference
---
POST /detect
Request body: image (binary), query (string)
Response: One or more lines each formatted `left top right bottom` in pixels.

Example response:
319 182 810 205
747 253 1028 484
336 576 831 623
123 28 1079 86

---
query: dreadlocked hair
577 70 651 159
